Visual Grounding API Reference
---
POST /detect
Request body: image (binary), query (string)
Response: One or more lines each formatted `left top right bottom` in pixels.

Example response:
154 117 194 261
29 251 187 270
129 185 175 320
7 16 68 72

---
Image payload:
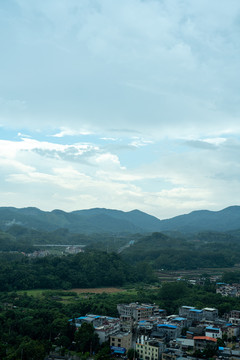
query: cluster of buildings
26 249 50 258
70 303 240 360
217 283 240 297
65 246 84 254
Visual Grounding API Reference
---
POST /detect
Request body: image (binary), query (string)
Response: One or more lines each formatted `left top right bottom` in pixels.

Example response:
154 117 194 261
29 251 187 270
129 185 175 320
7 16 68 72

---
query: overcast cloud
0 0 240 219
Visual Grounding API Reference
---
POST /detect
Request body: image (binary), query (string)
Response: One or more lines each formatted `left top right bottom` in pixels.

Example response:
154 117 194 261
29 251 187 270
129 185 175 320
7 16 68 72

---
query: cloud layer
0 0 240 218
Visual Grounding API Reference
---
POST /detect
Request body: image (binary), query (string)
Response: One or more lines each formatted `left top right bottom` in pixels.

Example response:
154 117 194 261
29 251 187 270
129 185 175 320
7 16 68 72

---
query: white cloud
1 1 240 217
0 0 239 138
51 127 92 137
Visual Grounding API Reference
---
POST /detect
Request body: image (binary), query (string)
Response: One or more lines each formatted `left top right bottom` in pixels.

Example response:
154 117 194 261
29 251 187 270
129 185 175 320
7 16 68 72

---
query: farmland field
70 287 125 294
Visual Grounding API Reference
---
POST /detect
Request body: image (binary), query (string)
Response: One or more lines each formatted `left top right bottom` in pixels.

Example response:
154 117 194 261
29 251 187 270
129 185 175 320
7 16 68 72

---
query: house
117 303 161 321
205 326 222 339
153 324 181 340
229 310 240 326
188 309 203 322
136 338 165 360
176 338 194 351
170 317 189 328
193 336 217 351
71 314 120 344
110 332 132 353
179 306 195 318
119 314 133 332
222 324 239 339
202 307 218 321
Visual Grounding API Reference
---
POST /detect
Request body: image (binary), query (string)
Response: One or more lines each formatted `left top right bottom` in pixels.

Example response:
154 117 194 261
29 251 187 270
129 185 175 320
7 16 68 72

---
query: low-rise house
205 326 222 339
188 325 205 337
193 336 217 351
176 338 194 352
229 310 240 326
188 309 203 322
162 348 185 360
171 317 189 329
119 314 133 332
202 307 218 321
222 324 239 339
179 306 195 318
153 324 181 340
136 338 165 360
138 319 154 332
117 303 161 321
71 314 120 344
231 310 240 319
216 285 238 297
218 347 240 359
110 331 132 353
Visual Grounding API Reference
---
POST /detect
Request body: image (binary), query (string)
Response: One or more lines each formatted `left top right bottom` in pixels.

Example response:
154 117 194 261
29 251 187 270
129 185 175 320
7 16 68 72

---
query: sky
0 0 240 219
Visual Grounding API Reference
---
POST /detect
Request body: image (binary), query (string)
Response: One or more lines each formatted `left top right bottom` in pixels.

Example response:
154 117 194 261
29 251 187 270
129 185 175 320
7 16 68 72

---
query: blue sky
0 0 240 219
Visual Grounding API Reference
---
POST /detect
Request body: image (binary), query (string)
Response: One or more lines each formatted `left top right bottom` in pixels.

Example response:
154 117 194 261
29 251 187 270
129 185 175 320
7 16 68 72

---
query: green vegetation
1 281 240 359
2 222 240 271
121 232 240 270
3 213 240 358
0 250 156 291
222 270 240 284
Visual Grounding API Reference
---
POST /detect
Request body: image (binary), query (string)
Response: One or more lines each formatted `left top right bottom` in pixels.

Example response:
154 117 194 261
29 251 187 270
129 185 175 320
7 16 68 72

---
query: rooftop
157 324 177 329
193 336 217 342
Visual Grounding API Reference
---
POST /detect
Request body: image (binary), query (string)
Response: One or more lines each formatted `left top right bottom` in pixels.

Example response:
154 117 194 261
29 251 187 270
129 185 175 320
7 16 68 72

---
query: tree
127 348 138 360
17 338 46 360
74 323 99 354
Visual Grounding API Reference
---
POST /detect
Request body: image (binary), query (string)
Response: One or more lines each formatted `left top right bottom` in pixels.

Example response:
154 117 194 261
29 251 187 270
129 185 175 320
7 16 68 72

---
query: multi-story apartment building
193 336 217 351
110 332 132 352
170 316 189 328
231 310 240 319
179 306 195 318
154 324 181 340
202 307 218 321
117 303 161 321
222 324 239 339
72 314 120 344
205 326 222 339
136 338 165 360
188 309 203 322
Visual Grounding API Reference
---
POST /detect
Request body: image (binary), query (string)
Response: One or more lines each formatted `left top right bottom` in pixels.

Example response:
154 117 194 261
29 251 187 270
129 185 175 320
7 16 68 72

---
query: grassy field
157 266 240 282
17 289 47 297
70 287 125 294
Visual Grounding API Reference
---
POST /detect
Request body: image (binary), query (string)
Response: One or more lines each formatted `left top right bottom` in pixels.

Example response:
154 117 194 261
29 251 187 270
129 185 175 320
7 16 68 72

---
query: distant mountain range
0 205 240 234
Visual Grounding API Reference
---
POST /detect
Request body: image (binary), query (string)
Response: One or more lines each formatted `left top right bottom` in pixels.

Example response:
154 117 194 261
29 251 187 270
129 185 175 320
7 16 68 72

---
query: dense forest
0 224 133 252
121 232 240 269
0 251 155 291
2 225 240 270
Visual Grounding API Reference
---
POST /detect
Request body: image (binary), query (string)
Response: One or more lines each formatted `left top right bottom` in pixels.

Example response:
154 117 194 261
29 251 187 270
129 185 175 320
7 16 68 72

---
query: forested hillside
121 232 240 269
0 251 155 291
1 205 240 234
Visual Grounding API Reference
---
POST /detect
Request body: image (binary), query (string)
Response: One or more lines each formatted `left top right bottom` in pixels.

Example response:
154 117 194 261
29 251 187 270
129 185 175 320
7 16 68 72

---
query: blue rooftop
190 309 202 313
157 324 177 329
174 317 186 321
76 316 88 320
206 326 219 331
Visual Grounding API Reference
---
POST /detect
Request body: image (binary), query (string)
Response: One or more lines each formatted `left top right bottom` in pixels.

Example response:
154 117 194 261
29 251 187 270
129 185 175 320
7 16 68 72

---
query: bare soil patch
70 287 125 294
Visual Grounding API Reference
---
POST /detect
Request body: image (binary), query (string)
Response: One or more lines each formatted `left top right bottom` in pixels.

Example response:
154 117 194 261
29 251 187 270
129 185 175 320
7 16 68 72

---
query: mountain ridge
0 205 240 234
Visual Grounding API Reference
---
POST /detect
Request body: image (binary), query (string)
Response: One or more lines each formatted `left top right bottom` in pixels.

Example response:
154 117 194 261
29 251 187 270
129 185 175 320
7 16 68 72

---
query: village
69 301 240 360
